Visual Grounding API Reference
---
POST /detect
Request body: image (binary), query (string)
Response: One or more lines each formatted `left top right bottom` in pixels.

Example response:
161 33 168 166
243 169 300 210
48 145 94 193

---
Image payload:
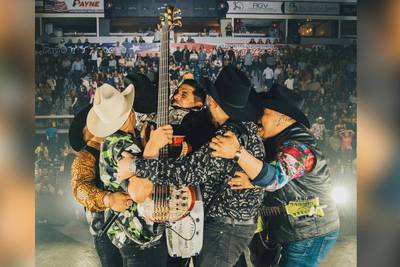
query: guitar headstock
158 5 182 32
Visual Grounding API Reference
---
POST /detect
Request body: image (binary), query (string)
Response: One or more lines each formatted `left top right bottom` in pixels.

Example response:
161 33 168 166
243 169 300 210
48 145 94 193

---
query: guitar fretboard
157 23 170 160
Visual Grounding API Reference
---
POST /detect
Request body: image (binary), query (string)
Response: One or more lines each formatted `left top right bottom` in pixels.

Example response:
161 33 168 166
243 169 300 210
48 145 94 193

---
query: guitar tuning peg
173 16 182 21
174 21 182 28
173 8 181 15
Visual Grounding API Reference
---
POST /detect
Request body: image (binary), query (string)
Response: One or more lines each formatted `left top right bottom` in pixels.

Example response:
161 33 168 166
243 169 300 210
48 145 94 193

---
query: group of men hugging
70 65 339 267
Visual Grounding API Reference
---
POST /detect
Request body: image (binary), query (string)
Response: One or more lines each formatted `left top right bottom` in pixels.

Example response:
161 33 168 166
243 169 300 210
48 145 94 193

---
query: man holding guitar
70 73 210 267
117 66 266 267
70 73 166 267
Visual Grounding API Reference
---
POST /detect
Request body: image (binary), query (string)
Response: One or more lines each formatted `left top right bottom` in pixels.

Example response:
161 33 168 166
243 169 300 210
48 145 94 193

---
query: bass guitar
136 5 197 224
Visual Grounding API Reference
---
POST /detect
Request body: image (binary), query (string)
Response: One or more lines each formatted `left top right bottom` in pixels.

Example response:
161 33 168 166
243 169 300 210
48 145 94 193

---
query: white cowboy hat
87 83 135 137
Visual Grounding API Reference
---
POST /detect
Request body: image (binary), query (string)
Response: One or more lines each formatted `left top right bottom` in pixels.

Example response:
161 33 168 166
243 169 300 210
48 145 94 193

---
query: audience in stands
35 39 356 178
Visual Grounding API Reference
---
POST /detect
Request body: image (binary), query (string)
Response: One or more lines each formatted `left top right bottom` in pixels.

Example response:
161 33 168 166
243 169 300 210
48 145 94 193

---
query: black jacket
263 123 339 243
173 108 216 151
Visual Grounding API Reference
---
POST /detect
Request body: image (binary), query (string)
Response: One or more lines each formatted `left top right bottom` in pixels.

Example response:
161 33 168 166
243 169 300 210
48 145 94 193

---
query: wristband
233 147 242 162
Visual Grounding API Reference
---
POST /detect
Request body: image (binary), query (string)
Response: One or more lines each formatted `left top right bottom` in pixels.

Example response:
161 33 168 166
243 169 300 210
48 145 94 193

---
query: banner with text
227 1 284 14
284 2 340 15
41 0 104 13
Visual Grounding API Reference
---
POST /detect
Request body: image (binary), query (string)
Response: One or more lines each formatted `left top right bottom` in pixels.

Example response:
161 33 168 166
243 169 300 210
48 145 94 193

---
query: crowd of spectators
35 38 356 185
35 134 78 224
234 19 283 38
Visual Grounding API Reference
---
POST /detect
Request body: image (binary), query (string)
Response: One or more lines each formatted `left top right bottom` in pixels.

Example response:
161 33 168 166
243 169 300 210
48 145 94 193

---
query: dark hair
178 79 206 103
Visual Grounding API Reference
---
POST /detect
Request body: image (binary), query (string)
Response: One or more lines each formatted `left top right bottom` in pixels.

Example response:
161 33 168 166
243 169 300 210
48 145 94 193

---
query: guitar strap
204 120 249 217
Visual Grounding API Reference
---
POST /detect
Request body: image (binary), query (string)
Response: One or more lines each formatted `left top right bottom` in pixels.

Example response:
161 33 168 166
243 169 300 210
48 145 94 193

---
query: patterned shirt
71 141 106 212
262 141 316 192
100 131 162 249
135 121 266 221
70 141 109 236
135 109 189 132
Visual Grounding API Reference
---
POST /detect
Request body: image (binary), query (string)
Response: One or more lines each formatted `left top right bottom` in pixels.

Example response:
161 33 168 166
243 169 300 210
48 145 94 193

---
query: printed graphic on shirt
265 142 316 191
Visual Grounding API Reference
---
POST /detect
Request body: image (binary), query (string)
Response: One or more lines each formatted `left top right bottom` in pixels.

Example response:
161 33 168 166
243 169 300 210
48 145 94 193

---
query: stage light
331 185 350 205
298 18 313 37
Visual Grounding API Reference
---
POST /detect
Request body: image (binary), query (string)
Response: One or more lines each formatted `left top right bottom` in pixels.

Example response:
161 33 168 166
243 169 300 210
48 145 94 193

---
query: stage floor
36 220 356 267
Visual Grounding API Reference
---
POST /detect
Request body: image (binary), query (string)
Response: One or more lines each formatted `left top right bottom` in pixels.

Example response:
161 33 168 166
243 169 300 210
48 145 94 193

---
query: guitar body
137 185 197 223
133 123 196 222
166 186 204 258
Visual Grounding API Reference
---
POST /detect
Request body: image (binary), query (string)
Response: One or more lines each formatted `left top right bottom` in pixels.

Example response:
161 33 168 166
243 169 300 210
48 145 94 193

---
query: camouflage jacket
99 130 163 249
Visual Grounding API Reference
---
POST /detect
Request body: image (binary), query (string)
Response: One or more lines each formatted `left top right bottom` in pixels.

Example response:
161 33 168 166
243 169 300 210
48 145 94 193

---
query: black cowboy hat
124 72 158 114
68 104 92 152
261 84 310 128
203 66 262 122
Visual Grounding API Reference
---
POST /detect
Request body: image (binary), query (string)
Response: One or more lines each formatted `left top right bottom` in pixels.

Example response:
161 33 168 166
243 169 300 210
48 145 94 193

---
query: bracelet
233 147 242 162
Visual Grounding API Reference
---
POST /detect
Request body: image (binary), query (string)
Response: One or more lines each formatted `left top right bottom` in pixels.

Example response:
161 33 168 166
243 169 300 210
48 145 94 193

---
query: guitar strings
154 25 169 222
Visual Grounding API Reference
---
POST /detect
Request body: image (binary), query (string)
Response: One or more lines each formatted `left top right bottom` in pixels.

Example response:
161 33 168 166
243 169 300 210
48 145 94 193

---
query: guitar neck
157 24 170 159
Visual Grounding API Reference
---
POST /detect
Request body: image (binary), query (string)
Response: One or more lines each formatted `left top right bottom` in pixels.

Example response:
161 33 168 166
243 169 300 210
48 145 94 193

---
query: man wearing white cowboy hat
86 83 135 138
209 84 339 267
87 82 173 267
117 66 266 267
70 103 124 267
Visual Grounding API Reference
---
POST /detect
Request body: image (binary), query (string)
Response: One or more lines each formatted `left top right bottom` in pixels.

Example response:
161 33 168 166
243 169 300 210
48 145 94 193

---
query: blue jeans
197 219 257 267
279 230 339 267
119 234 168 267
94 234 123 267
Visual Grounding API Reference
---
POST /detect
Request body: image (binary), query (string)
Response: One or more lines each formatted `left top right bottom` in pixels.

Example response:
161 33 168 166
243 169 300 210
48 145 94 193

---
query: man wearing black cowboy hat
209 84 340 267
117 66 266 267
